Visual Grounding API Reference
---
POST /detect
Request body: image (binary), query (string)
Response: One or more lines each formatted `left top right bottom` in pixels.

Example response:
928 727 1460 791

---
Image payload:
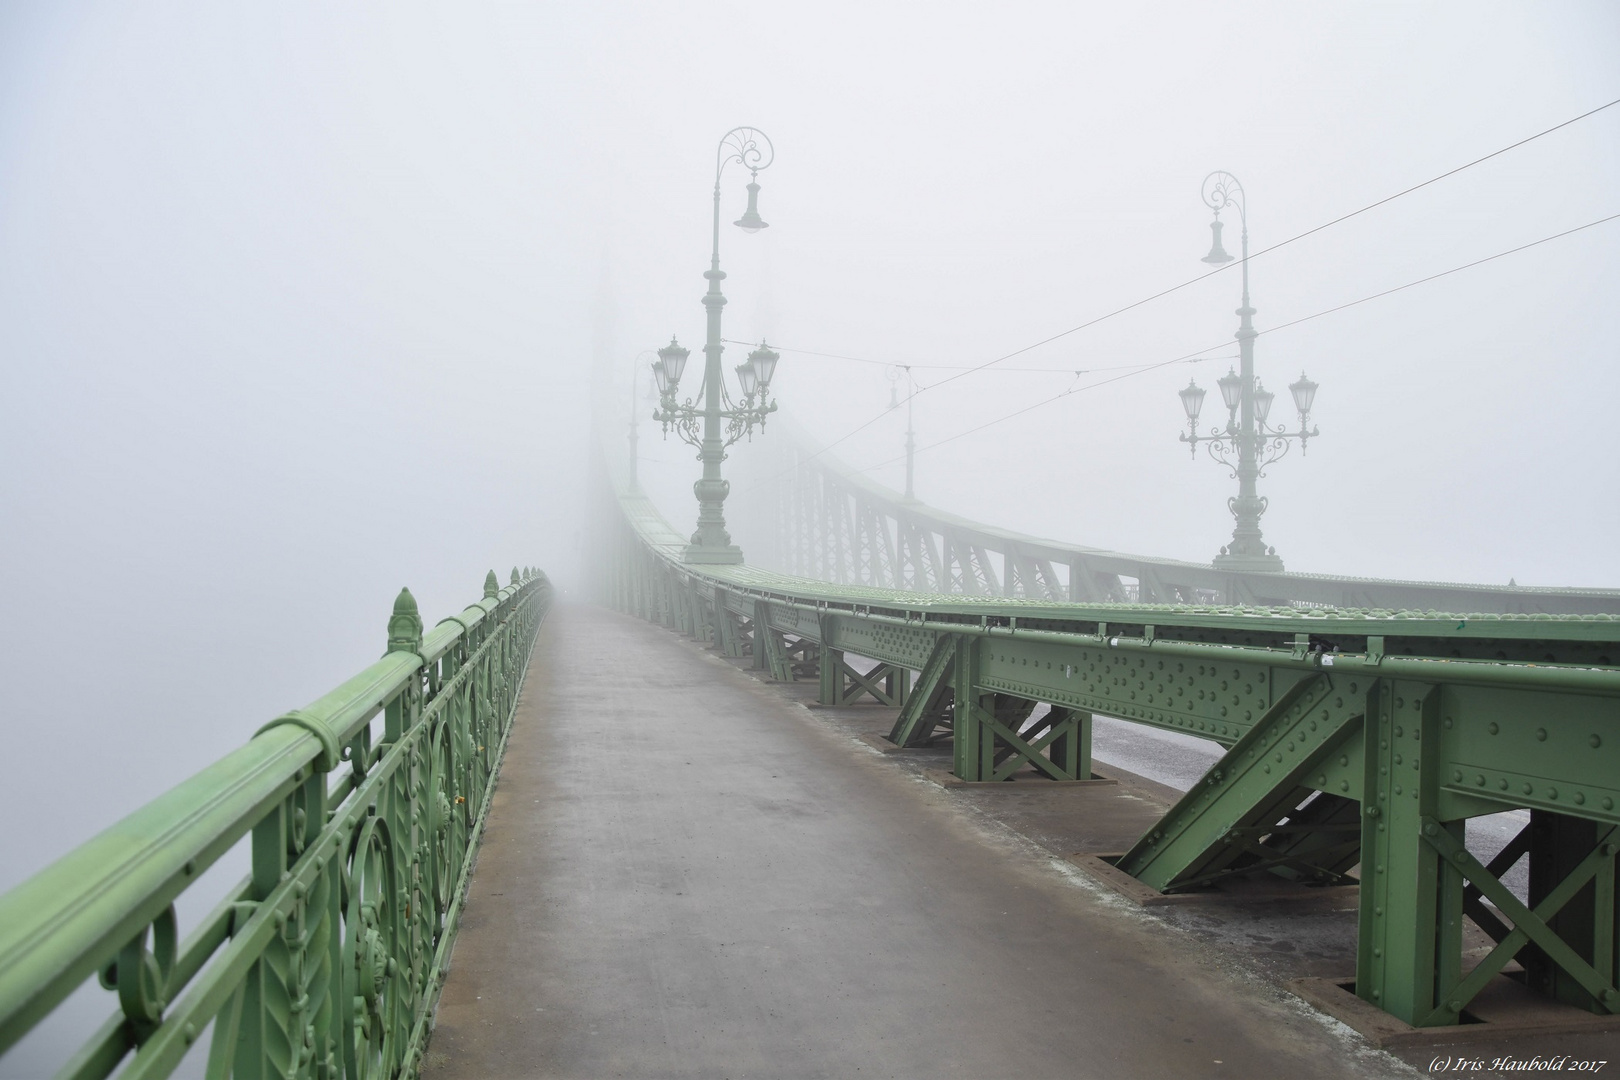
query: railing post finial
387 587 423 654
484 570 500 600
511 566 520 586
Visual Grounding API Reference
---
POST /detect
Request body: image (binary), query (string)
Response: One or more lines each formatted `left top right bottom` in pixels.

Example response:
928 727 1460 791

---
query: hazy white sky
0 0 1616 958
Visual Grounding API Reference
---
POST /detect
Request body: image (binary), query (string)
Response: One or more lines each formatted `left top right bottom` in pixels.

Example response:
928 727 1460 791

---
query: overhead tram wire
718 339 1217 375
840 210 1620 477
729 98 1620 488
744 94 1620 399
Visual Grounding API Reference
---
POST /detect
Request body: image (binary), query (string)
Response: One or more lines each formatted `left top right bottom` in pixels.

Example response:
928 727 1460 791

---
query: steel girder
609 483 1620 1029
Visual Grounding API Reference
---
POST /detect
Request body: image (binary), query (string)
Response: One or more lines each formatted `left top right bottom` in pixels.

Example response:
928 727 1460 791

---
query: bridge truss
605 472 1620 1033
725 419 1620 616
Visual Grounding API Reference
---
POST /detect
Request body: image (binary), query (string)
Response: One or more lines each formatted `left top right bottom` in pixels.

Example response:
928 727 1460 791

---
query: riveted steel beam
1117 672 1364 891
605 475 1620 1032
889 637 955 747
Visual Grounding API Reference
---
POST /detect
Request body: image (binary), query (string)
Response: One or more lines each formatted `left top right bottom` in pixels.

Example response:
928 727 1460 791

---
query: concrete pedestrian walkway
421 605 1411 1080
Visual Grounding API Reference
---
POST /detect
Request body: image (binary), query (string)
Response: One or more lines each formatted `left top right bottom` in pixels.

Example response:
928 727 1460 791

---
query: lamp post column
902 366 917 502
688 179 742 561
1181 172 1320 577
1226 236 1272 564
629 360 641 491
1205 173 1283 573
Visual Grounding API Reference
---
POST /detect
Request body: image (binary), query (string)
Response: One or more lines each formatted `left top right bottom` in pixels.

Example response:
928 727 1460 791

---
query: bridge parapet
604 471 1620 1034
727 416 1620 615
0 569 551 1080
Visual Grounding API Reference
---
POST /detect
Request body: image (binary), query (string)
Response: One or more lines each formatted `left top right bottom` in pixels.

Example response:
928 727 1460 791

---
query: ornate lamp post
652 126 781 564
1177 171 1320 573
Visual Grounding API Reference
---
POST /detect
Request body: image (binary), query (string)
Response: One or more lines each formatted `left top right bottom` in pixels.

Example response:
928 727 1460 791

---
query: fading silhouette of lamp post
1177 171 1320 573
888 365 918 502
627 350 658 491
652 126 781 564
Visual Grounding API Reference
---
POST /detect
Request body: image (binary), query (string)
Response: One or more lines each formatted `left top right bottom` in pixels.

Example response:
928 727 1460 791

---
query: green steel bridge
4 420 1620 1077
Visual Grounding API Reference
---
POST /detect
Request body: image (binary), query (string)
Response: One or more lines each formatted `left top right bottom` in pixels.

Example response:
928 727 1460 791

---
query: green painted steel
0 570 552 1079
604 478 1620 1029
742 415 1620 615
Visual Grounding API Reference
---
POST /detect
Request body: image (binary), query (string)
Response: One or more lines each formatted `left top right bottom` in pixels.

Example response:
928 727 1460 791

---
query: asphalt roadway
421 604 1417 1080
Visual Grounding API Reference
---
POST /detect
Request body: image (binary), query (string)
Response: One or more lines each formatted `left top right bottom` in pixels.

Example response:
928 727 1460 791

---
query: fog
0 2 1616 1068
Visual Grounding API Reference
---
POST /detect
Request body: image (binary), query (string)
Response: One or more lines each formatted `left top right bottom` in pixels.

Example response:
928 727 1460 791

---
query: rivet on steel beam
1536 728 1548 741
1488 722 1499 735
1591 735 1603 748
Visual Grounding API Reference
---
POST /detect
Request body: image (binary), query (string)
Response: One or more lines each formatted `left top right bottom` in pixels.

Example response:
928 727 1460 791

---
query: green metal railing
604 474 1620 1032
0 568 551 1080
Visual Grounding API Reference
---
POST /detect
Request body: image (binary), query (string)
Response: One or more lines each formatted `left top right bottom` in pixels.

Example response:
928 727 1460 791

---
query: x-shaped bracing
1417 817 1619 1024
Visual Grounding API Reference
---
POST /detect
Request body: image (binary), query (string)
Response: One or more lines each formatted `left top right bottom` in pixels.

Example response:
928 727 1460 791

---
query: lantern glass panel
1254 384 1274 424
1289 372 1318 416
657 339 690 391
1178 380 1206 422
748 344 780 389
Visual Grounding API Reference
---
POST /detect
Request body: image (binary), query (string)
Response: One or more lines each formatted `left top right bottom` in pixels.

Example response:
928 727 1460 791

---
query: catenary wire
729 97 1620 389
837 211 1620 476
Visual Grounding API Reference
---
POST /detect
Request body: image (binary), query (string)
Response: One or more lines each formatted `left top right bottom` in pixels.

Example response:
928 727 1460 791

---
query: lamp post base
1212 550 1285 573
682 545 745 565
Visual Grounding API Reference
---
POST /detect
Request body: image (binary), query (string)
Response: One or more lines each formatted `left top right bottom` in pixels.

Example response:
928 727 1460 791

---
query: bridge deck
421 605 1403 1079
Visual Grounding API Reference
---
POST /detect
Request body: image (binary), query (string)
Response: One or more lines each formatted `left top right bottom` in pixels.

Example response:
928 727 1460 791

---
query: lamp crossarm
654 397 777 452
721 400 777 447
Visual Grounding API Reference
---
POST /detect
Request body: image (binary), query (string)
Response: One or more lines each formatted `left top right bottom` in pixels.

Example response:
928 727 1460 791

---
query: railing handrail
0 569 551 1078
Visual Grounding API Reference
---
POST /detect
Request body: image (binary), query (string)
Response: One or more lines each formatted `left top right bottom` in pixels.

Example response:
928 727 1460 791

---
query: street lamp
1177 171 1321 573
651 127 781 564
